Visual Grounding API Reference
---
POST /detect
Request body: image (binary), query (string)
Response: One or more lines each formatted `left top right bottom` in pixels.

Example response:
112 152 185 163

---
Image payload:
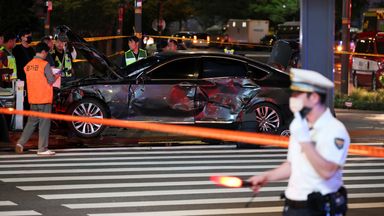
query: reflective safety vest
224 48 235 55
24 58 53 104
0 46 4 51
125 49 147 66
1 49 17 80
55 52 72 77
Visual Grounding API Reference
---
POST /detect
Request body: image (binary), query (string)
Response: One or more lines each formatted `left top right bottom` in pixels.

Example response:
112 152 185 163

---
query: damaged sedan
53 26 292 139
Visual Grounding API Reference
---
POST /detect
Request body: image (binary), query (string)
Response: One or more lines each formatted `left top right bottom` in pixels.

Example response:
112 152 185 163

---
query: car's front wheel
68 98 109 138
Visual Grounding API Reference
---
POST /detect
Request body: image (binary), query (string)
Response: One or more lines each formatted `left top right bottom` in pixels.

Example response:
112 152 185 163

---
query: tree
0 0 39 35
51 0 120 36
250 0 299 27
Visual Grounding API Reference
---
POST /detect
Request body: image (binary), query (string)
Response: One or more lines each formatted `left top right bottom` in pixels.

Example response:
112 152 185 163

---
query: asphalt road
0 145 383 216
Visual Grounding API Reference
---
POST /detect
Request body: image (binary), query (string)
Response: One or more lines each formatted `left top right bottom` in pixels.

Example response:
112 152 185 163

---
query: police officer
122 36 147 67
52 34 75 79
248 68 350 216
0 33 17 84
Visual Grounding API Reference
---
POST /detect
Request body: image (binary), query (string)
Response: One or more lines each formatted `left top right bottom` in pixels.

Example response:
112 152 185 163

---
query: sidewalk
335 108 384 143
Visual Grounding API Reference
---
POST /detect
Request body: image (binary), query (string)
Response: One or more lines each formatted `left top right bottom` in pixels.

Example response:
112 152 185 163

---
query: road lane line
63 193 384 209
38 183 384 200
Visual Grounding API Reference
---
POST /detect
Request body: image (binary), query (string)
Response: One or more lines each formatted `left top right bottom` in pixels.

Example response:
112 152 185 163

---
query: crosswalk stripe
87 206 283 216
3 172 384 183
85 202 384 216
0 211 41 216
0 149 288 159
62 192 384 209
1 160 384 168
16 176 384 191
0 155 381 164
38 183 384 200
0 165 384 175
0 201 16 206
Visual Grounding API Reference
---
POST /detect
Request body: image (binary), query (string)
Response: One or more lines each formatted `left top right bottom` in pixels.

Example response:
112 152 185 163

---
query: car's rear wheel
68 98 109 138
237 102 282 148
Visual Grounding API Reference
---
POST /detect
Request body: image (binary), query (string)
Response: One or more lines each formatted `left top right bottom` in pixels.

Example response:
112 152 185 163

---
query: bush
334 88 384 110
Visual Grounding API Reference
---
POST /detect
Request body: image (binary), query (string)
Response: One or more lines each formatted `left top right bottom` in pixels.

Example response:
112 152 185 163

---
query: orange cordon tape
1 108 383 158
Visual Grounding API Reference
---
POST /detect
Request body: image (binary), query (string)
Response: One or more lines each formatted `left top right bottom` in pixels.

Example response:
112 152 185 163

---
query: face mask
289 97 304 113
26 36 32 44
289 96 312 118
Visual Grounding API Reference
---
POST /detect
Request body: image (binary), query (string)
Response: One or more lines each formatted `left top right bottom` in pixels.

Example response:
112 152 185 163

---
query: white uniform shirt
285 108 350 201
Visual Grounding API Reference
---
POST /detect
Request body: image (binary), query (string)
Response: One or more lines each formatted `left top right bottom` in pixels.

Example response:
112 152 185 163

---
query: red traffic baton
210 176 252 188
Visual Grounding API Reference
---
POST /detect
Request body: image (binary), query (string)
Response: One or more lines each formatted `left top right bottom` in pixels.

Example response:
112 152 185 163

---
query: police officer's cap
290 68 334 94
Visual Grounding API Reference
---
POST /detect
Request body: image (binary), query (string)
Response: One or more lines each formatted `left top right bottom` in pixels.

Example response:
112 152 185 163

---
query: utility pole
134 0 143 38
341 0 352 95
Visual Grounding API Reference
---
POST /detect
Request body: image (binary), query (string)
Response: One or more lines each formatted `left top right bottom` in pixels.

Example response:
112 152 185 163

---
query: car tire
237 102 283 148
68 98 109 138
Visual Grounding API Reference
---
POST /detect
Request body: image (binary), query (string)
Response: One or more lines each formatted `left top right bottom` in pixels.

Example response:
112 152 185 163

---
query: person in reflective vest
0 33 17 84
122 36 147 67
52 36 75 78
224 45 234 55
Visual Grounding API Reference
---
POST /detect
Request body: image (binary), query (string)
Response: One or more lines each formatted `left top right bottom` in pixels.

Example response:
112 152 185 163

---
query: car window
148 57 198 79
248 65 270 80
201 57 247 78
355 39 374 54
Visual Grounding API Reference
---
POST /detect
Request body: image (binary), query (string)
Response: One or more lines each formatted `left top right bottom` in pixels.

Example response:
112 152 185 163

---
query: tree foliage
250 0 299 26
0 0 39 35
51 0 120 36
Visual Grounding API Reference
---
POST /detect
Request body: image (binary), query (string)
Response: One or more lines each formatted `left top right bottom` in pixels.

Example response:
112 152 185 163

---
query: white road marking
38 183 384 200
0 161 383 168
0 201 16 206
63 193 384 209
85 202 384 216
1 165 384 175
0 149 288 159
0 155 381 164
0 211 41 216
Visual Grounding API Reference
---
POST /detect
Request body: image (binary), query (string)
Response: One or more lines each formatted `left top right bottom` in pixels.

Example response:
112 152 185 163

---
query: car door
194 57 260 123
127 57 199 123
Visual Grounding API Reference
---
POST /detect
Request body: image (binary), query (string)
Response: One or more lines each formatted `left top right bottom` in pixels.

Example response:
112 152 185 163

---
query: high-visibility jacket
0 46 4 51
224 48 235 55
125 49 147 66
54 51 72 77
1 49 17 79
24 58 53 104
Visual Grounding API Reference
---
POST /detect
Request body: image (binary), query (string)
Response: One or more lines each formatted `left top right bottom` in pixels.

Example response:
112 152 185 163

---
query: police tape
1 108 384 158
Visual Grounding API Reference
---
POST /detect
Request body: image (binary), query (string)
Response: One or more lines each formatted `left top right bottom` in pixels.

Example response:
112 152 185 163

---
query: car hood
54 26 123 80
